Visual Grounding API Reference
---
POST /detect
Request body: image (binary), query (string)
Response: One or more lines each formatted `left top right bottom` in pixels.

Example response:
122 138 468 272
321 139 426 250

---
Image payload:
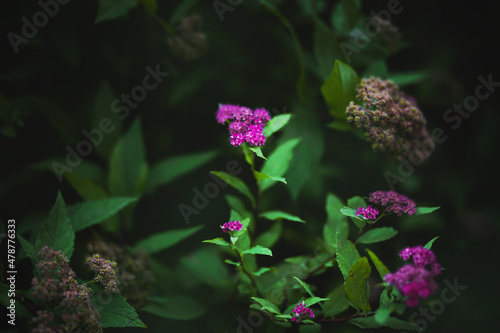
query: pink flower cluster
368 190 416 216
216 104 271 147
355 205 379 220
221 220 243 233
291 301 315 323
86 254 119 293
385 246 442 307
346 77 434 161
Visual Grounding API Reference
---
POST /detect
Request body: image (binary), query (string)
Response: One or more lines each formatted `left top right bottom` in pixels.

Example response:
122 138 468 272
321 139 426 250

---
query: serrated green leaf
242 245 272 256
294 277 315 297
210 171 255 206
424 236 440 249
323 284 350 316
145 150 217 192
68 197 137 232
344 257 371 315
251 297 281 314
260 211 305 223
366 249 390 281
141 295 206 321
336 234 360 280
323 193 349 253
35 192 75 259
255 222 282 248
321 60 359 119
415 206 440 216
95 0 140 23
304 297 329 307
349 316 420 330
263 114 292 137
249 146 267 160
132 225 202 253
357 227 398 244
259 137 301 192
203 238 233 248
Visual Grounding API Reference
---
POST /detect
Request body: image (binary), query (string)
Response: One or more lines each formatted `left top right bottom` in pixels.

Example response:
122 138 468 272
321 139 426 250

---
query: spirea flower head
385 246 441 307
346 77 434 162
356 205 379 220
292 301 315 323
368 190 416 216
216 104 271 147
221 220 243 233
86 254 119 293
31 246 102 333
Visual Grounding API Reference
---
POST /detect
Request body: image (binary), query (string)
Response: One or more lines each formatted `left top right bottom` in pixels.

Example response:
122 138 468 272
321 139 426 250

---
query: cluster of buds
368 190 416 217
385 246 442 307
221 220 243 233
291 301 315 323
167 13 208 60
216 104 272 147
355 205 379 220
31 246 102 333
86 254 119 293
346 77 434 162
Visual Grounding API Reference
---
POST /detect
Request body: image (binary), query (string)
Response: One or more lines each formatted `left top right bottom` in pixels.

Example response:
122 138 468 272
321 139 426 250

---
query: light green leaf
68 197 137 232
255 222 282 248
366 249 390 281
145 150 217 192
95 0 140 23
141 295 206 321
253 171 287 185
210 171 255 206
263 114 292 137
35 192 75 259
259 137 301 192
344 257 371 315
242 246 272 257
336 233 360 280
251 297 281 314
224 259 240 266
132 225 203 253
294 277 315 297
64 172 108 200
415 206 440 216
340 207 365 221
357 227 398 244
249 146 267 160
304 297 329 307
203 238 233 248
260 211 305 223
424 236 440 250
253 267 273 276
374 302 393 324
321 60 359 119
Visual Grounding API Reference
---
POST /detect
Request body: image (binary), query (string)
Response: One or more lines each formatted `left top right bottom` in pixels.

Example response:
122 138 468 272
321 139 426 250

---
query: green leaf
251 297 281 314
313 17 341 80
366 249 390 281
180 248 231 289
374 302 393 324
357 227 398 244
304 297 329 307
249 146 267 160
415 206 440 215
260 211 305 223
17 234 36 265
210 171 255 206
67 197 137 232
225 195 252 220
321 60 359 119
64 172 108 200
255 222 282 248
327 120 351 131
145 150 217 192
253 267 273 276
263 114 292 137
259 137 301 192
132 225 203 254
323 284 350 316
349 316 421 330
389 71 427 87
253 171 287 185
344 257 371 315
294 277 315 297
108 118 149 196
141 295 207 321
203 238 233 248
340 207 365 221
225 259 240 266
242 245 273 257
336 233 360 280
35 192 75 259
90 285 146 328
323 194 349 253
299 324 322 333
424 236 440 250
95 0 140 23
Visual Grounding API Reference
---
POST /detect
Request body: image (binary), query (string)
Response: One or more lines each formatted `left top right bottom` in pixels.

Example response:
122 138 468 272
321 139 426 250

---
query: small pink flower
368 190 416 216
291 301 315 323
221 220 243 233
355 205 379 220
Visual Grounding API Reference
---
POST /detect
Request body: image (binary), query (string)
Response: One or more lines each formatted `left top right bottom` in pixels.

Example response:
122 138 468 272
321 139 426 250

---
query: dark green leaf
132 225 203 253
313 18 341 79
210 171 255 206
225 195 252 220
424 236 440 249
255 222 282 248
263 113 292 137
251 297 281 314
64 172 108 200
203 238 233 248
389 71 427 87
321 60 359 119
366 249 390 281
294 277 315 297
415 206 440 216
323 193 349 253
68 197 137 232
17 234 36 265
145 150 217 192
349 316 421 330
323 284 350 316
169 0 198 23
95 0 140 23
142 295 207 321
180 249 231 289
357 227 398 244
336 233 360 280
242 245 272 256
344 257 371 315
260 211 305 223
299 324 321 333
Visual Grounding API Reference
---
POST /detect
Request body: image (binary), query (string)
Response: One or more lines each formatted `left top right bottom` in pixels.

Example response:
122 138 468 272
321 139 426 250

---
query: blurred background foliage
1 0 498 332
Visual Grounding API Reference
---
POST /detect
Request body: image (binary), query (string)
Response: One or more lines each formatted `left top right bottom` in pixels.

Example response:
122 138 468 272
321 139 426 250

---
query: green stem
234 248 258 292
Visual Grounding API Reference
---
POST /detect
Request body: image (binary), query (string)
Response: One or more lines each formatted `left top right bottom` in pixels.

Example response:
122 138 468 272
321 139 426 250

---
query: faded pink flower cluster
385 246 442 307
86 254 119 293
216 104 271 147
221 220 243 233
355 205 379 220
368 190 416 216
31 246 102 333
346 77 434 161
291 301 315 323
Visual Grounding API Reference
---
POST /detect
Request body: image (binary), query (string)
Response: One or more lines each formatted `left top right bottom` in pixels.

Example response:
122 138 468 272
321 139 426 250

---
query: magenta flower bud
221 220 243 233
355 205 379 220
291 301 315 323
